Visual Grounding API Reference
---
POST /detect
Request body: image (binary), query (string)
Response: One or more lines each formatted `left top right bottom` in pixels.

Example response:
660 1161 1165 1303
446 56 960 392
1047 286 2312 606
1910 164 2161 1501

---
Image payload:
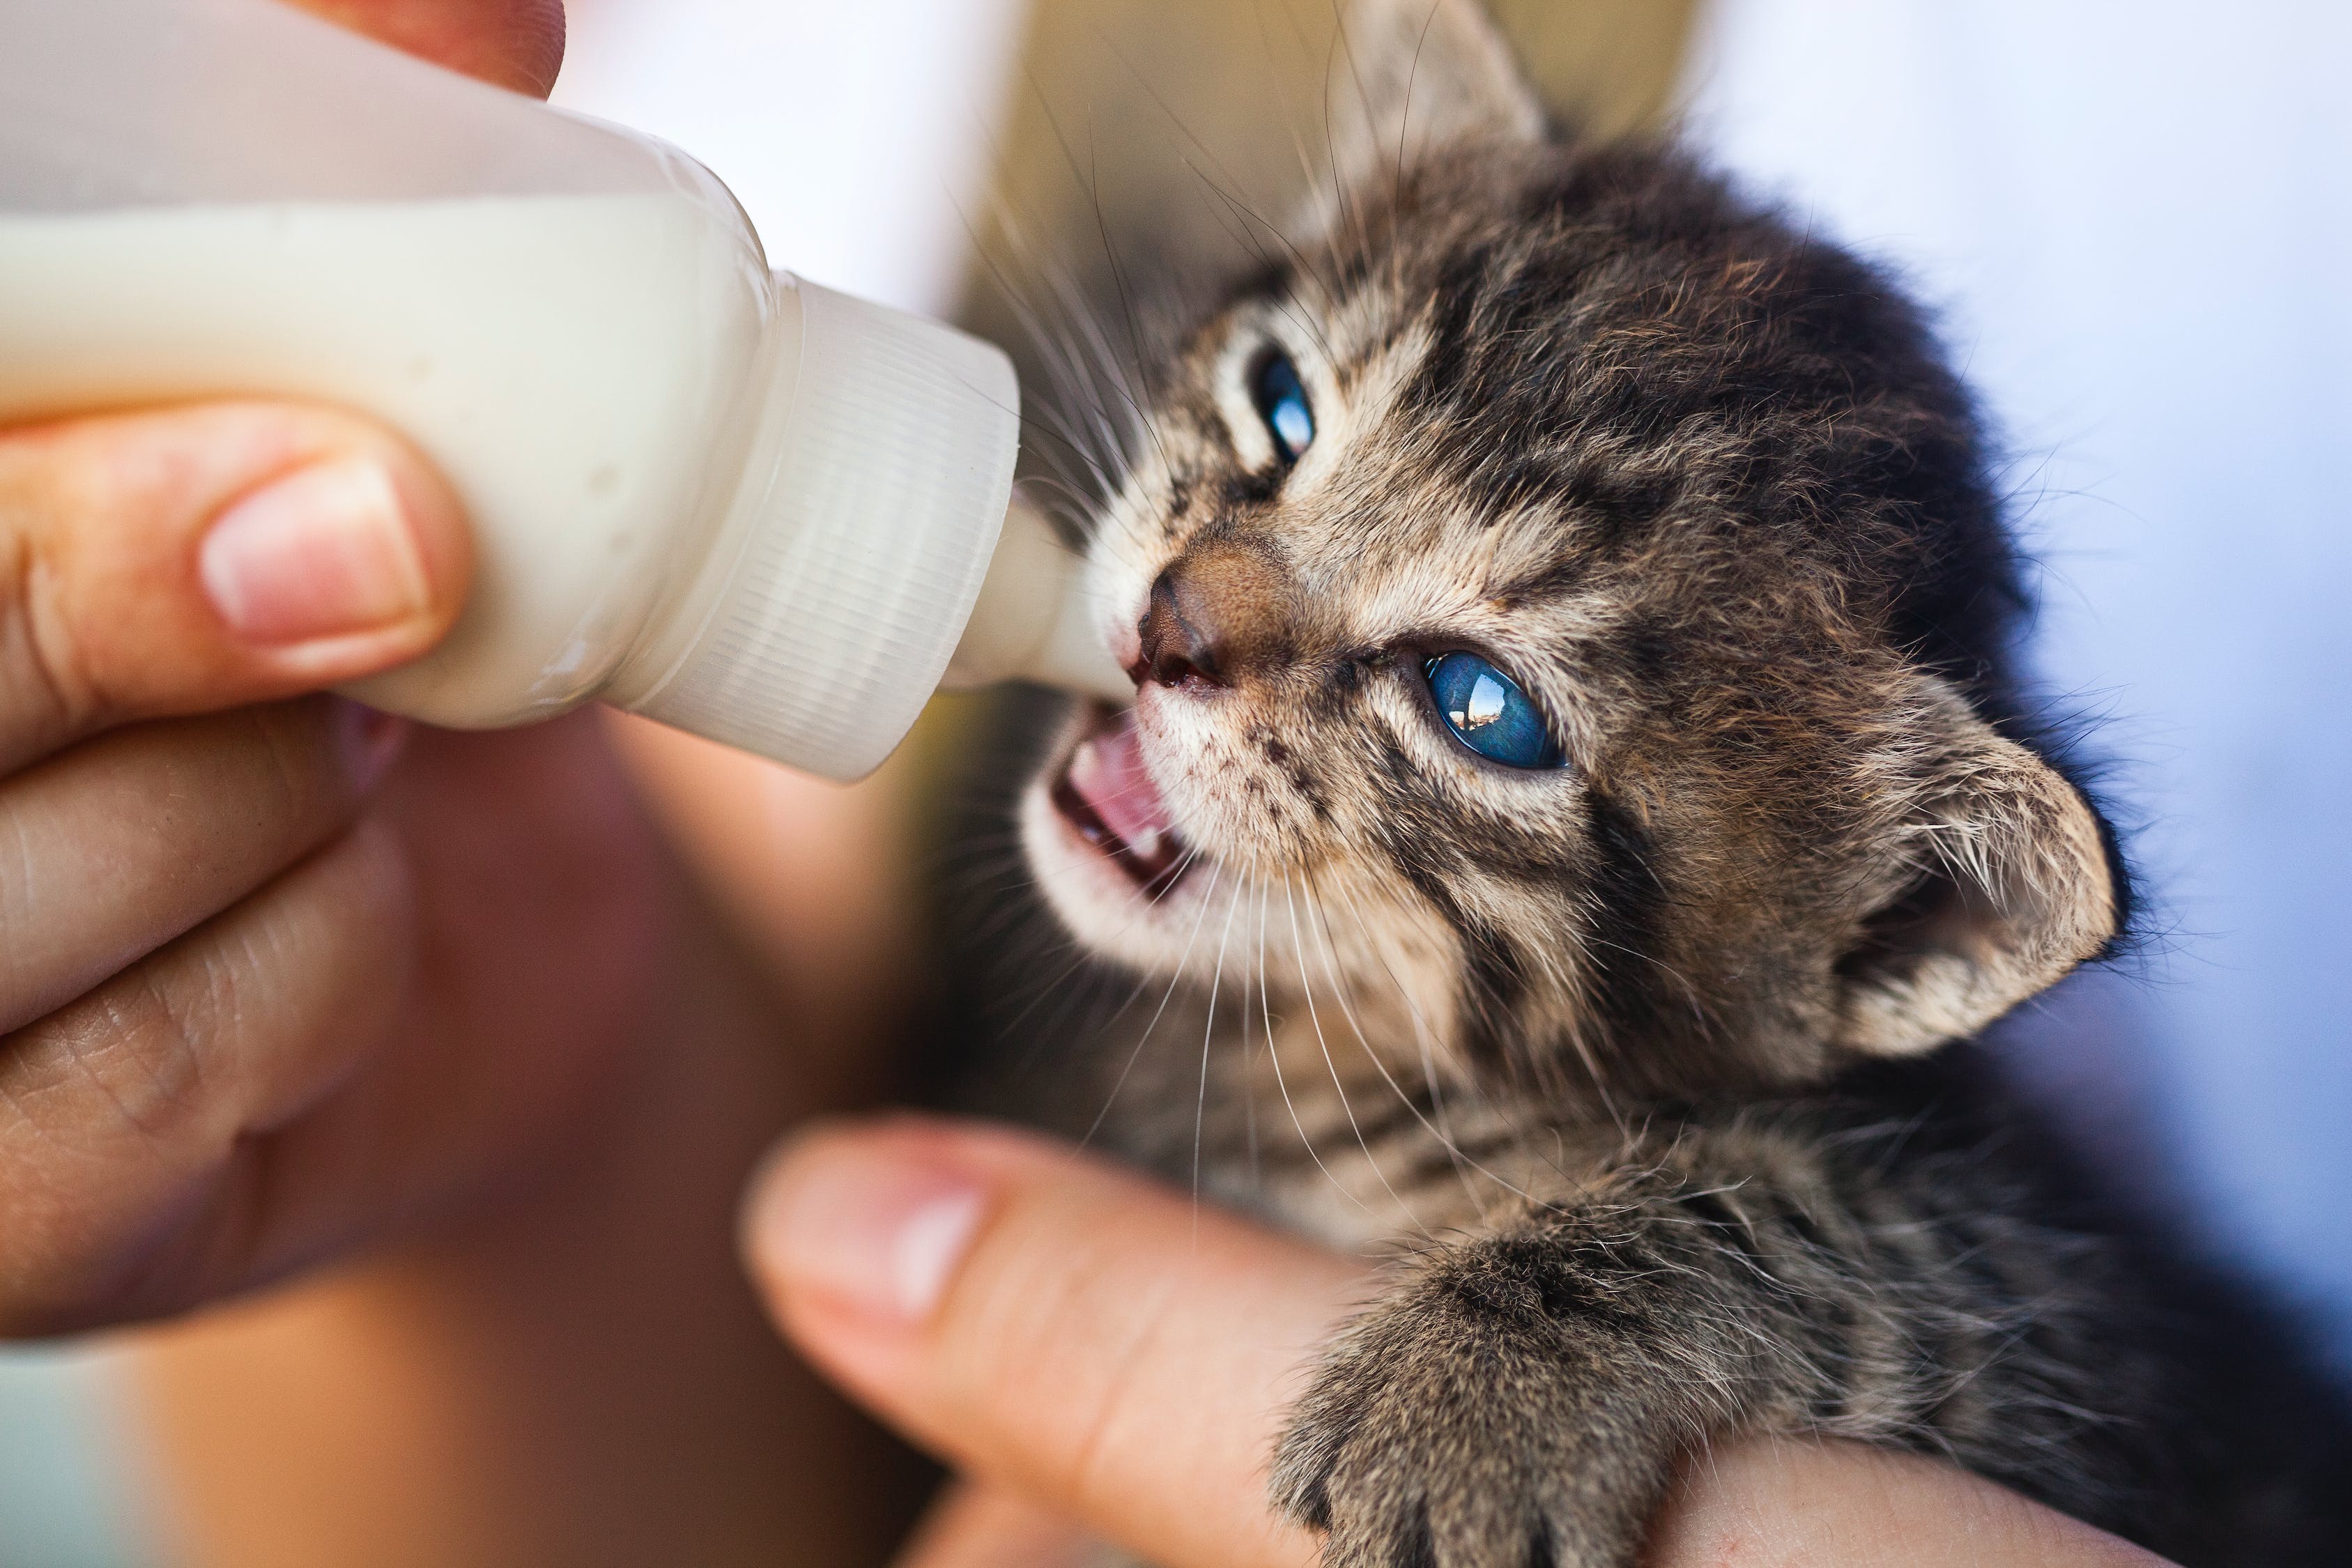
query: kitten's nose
1130 541 1289 690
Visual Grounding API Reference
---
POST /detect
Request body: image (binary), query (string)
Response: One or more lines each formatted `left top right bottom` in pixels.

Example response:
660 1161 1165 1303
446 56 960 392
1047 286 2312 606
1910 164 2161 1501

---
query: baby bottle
0 0 1123 779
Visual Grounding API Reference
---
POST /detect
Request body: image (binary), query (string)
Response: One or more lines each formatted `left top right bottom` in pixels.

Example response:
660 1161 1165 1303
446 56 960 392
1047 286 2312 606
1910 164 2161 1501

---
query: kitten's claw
1270 1247 1675 1568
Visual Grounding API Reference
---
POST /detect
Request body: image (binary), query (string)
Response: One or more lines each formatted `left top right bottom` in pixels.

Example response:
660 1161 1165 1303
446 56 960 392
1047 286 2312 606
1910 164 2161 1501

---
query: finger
741 1117 1364 1568
284 0 567 96
747 1122 2172 1568
0 402 470 771
0 817 417 1334
895 1481 1095 1568
0 696 406 1033
1650 1436 2175 1568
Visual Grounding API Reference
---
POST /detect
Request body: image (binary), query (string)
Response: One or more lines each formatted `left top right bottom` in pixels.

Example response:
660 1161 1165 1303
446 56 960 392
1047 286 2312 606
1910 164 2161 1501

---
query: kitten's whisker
953 69 1144 475
969 222 1129 487
1282 868 1429 1238
1339 887 1564 1217
1020 100 1178 487
1008 473 1102 521
1392 0 1446 212
1164 157 1346 365
1027 851 1218 1077
1243 0 1328 194
1491 925 1624 1132
1082 858 1226 1148
978 205 1147 501
1236 869 1350 1215
1029 270 1144 461
1192 866 1251 1244
983 840 1208 1049
1243 874 1268 1194
1305 868 1548 1215
947 859 1048 902
1316 6 1367 259
1321 868 1554 1167
1316 873 1495 1224
1030 246 1166 494
1096 21 1345 316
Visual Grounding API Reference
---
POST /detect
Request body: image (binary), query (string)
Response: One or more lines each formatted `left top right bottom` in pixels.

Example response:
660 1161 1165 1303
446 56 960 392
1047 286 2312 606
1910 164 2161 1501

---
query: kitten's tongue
1065 709 1176 862
1054 708 1195 891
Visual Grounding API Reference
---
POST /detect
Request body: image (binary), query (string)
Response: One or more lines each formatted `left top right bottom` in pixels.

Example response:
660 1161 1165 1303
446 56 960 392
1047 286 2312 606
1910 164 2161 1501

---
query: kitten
942 3 2352 1564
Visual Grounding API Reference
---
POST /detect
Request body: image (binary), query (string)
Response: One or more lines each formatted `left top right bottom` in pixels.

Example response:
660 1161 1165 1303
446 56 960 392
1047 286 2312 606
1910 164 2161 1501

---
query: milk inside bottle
0 0 1123 780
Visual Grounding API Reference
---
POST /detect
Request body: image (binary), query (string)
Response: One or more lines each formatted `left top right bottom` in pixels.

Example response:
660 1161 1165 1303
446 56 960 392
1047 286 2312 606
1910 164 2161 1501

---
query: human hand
0 398 688 1335
0 0 711 1341
0 6 930 1561
742 1117 2178 1568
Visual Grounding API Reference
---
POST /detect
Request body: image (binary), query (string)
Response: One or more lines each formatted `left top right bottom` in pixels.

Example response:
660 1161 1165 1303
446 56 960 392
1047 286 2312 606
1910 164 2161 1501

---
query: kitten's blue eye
1424 652 1565 769
1250 350 1315 463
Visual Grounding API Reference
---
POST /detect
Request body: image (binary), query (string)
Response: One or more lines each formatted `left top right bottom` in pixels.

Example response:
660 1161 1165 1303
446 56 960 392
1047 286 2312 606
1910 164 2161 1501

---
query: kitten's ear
1833 693 2121 1056
1327 0 1547 189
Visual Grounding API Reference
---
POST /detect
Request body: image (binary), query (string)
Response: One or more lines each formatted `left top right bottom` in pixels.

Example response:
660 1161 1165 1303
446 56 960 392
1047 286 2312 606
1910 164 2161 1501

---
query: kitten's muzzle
1131 541 1291 691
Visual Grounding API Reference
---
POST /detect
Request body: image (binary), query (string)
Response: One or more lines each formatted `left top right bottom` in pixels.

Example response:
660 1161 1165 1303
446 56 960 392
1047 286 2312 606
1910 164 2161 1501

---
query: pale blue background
0 1349 154 1568
1684 0 2352 1363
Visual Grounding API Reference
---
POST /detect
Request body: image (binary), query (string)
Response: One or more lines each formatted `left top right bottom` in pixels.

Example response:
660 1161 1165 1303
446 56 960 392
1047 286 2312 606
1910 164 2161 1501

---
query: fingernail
749 1134 987 1325
332 699 410 790
201 457 432 646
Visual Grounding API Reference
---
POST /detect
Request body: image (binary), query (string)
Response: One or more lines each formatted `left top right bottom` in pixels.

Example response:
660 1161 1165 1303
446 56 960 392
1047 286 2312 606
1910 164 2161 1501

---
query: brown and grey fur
937 3 2352 1564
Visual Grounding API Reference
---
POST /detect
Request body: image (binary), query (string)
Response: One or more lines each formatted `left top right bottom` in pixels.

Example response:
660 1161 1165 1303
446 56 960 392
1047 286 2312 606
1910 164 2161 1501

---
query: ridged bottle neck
944 494 1132 701
615 276 1021 780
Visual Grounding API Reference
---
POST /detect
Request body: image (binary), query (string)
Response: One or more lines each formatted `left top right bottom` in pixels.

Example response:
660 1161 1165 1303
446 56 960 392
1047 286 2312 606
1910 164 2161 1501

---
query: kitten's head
1021 0 2120 1101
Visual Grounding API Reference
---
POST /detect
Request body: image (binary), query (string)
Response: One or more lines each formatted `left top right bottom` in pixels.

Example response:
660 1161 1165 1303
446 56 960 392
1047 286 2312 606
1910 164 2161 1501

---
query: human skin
744 1118 2182 1568
0 3 925 1563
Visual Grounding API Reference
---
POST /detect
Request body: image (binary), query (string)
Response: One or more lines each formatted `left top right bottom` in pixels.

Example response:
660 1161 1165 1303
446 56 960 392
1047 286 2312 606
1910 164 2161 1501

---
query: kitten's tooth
1132 827 1161 859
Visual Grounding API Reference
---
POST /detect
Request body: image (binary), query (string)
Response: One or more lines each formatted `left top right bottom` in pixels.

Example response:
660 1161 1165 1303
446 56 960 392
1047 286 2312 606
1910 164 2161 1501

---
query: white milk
0 193 774 725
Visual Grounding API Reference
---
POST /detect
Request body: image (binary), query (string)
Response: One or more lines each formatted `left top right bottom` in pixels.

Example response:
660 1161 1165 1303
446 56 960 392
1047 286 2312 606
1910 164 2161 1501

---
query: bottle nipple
946 493 1132 701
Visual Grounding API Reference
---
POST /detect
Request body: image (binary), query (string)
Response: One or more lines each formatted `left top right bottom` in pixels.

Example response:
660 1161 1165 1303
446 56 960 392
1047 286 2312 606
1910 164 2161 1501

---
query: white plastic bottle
0 0 1123 779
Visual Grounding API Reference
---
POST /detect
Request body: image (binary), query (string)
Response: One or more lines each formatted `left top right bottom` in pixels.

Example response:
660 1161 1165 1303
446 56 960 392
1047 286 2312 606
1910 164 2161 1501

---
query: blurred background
3 1 2345 1562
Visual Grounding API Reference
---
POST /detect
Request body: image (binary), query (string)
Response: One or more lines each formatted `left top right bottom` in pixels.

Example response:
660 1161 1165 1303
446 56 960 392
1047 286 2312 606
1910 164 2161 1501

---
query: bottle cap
628 278 1020 780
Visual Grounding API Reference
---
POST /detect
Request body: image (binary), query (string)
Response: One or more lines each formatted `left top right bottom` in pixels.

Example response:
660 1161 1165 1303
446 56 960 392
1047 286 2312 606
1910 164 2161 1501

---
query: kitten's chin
1023 704 1209 969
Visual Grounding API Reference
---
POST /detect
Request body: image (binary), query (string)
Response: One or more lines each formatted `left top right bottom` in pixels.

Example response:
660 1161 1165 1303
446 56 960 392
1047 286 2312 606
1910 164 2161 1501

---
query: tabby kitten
948 3 2352 1565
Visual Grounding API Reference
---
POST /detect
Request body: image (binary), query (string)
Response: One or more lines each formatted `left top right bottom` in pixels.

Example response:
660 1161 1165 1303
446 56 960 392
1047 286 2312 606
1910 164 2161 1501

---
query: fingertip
740 1116 998 1332
739 1116 1109 1419
738 1114 1355 1568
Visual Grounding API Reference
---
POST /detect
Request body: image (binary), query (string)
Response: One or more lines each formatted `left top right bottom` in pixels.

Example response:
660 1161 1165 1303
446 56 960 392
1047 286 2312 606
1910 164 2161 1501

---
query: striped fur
944 3 2352 1564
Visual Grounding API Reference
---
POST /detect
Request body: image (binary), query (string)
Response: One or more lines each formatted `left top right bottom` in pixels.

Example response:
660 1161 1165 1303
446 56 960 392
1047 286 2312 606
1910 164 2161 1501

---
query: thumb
740 1116 1361 1568
0 402 470 771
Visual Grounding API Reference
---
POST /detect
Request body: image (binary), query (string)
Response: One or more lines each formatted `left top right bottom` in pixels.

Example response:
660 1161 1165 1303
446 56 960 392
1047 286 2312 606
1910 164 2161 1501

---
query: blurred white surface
552 0 1030 316
0 1348 153 1568
1682 0 2352 1356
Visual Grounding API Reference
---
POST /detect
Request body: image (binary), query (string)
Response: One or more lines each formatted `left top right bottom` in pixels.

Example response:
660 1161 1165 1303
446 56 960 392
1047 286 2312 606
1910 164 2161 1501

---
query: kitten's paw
1270 1243 1676 1568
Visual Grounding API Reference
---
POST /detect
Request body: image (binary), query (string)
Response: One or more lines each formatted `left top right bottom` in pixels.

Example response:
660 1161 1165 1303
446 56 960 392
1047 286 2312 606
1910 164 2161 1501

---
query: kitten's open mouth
1050 706 1194 895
